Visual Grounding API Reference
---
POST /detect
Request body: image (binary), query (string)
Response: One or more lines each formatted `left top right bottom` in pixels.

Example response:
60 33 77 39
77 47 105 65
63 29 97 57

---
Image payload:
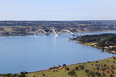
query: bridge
34 28 75 37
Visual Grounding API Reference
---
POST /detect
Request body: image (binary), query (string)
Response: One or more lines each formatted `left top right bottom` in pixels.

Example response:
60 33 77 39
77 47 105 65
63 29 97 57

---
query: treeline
76 33 116 43
0 21 116 26
72 33 116 52
0 71 28 77
30 57 116 77
1 21 116 34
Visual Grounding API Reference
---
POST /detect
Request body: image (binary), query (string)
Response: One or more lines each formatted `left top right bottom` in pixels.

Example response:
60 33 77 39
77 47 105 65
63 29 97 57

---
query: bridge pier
55 34 59 37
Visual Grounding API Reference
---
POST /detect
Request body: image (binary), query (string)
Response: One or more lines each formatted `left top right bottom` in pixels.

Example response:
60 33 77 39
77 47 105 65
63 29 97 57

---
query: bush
42 73 46 76
85 69 89 73
65 67 70 71
75 67 79 71
68 70 77 77
63 64 67 67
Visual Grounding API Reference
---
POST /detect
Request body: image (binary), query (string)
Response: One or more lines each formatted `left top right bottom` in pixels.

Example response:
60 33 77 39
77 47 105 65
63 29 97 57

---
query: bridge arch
48 29 59 37
58 29 74 35
34 29 47 36
34 29 74 37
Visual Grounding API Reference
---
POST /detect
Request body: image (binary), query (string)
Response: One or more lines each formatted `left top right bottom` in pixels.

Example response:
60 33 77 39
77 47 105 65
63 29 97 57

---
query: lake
0 31 116 73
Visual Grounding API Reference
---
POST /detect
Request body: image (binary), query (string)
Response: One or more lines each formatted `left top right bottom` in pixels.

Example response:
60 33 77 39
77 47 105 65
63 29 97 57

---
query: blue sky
0 0 116 20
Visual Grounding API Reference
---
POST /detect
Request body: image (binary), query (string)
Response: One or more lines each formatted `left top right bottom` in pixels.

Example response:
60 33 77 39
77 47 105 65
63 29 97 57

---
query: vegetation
0 57 115 77
28 57 116 77
72 33 116 53
0 71 28 77
0 21 116 36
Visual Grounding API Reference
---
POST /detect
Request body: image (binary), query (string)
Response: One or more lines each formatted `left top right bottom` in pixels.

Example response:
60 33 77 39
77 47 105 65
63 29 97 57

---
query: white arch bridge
34 29 75 37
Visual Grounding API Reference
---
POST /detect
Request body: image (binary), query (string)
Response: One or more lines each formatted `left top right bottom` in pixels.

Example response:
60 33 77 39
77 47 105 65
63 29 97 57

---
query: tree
63 64 67 67
20 71 28 77
88 71 95 77
85 69 89 73
75 67 79 71
68 70 77 77
102 72 106 76
65 67 70 71
104 64 107 67
42 73 46 76
110 74 114 77
79 65 85 70
97 67 100 70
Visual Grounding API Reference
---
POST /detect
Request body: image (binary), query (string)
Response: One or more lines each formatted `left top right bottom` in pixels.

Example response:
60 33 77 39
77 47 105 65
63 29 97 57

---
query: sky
0 0 116 20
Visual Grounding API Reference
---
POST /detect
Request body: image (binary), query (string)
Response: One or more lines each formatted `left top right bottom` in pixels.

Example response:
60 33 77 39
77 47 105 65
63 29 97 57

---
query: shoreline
1 56 115 75
0 29 116 36
70 39 116 54
28 56 116 77
29 38 116 75
0 38 115 76
1 32 116 76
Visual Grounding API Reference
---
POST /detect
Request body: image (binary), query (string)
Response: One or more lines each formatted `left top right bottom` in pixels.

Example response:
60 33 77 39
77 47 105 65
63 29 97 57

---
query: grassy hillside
28 57 116 77
1 57 116 77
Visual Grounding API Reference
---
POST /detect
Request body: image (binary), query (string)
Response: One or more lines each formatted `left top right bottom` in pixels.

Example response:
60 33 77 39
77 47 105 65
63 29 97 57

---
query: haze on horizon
0 0 116 21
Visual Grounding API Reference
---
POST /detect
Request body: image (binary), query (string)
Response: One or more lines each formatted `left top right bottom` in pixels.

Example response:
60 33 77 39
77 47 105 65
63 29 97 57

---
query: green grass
83 42 97 46
28 57 116 77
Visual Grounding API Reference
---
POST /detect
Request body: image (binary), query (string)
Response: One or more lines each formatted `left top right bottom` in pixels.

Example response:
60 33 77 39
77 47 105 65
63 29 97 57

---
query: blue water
0 31 116 73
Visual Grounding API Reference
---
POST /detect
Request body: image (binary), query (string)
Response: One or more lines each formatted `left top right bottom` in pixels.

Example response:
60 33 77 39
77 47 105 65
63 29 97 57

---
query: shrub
65 67 70 71
75 67 79 71
68 70 77 77
63 64 67 67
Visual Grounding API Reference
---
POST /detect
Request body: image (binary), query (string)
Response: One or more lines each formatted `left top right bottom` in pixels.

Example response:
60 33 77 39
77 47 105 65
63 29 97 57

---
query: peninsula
71 33 116 54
